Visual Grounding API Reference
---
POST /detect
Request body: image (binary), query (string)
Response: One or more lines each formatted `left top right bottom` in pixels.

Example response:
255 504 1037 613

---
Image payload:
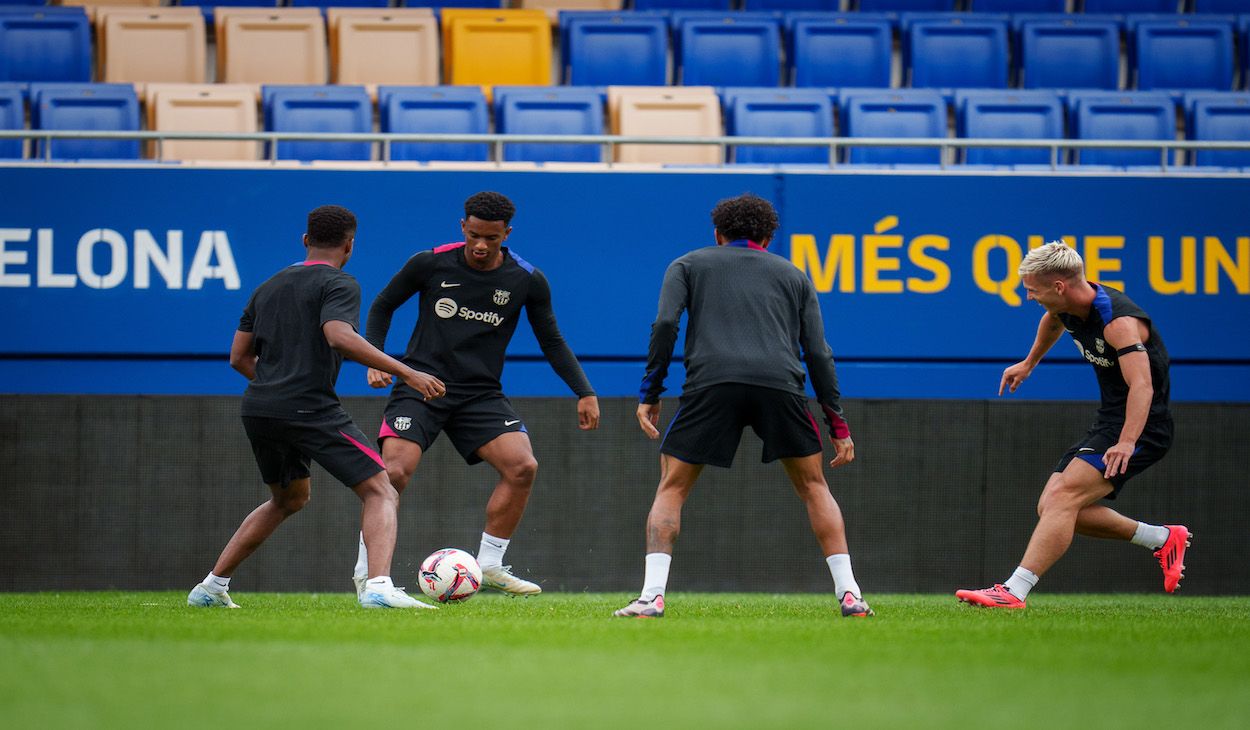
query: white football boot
481 565 542 596
187 584 239 608
358 580 438 610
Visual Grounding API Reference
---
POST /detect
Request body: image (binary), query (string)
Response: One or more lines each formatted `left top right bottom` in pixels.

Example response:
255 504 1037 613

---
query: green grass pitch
2 592 1247 729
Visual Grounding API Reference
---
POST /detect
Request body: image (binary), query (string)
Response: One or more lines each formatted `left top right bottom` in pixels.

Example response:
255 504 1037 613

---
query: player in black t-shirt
189 205 446 610
356 192 599 597
957 242 1190 610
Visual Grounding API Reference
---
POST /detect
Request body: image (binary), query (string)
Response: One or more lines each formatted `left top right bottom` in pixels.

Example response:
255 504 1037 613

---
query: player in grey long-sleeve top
615 194 873 620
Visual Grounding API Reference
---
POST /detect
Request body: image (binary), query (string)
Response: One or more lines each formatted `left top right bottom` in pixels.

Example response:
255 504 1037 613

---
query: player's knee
1038 478 1081 517
507 457 538 487
357 473 399 505
386 463 413 491
274 489 310 516
791 477 828 501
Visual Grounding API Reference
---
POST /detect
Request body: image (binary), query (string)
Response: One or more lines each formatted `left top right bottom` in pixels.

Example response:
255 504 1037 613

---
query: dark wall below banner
1 395 1245 595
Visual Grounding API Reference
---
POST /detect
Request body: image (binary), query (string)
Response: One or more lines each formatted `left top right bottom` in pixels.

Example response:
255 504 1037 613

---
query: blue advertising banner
0 167 1246 401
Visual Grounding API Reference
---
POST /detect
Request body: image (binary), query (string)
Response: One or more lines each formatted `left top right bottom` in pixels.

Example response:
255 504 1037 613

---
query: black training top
238 261 361 419
1057 283 1171 424
365 243 594 396
640 241 850 439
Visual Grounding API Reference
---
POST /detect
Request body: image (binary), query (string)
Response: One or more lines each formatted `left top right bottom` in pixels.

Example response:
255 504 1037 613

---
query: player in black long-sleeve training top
354 191 599 597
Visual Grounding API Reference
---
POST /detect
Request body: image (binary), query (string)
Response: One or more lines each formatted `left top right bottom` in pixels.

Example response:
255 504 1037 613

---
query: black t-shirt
238 262 361 419
1057 283 1171 425
365 243 593 396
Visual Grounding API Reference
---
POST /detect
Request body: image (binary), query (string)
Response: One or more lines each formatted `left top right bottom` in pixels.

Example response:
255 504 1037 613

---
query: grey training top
639 241 850 438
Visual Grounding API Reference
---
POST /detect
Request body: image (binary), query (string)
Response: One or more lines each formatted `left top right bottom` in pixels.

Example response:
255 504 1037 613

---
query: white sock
825 554 861 599
1131 522 1170 551
353 531 368 578
640 552 672 601
364 576 393 591
478 532 509 570
1004 566 1039 600
202 572 230 594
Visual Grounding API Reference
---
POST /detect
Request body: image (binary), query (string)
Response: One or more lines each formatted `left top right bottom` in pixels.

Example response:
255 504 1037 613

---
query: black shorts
379 385 525 465
660 383 823 468
242 409 386 489
1054 417 1173 498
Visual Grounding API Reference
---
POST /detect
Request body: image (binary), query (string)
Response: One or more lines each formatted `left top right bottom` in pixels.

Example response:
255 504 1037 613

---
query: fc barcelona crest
493 289 511 306
394 416 412 431
1094 338 1105 354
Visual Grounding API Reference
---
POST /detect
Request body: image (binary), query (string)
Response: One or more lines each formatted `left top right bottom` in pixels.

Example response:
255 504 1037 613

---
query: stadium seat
328 8 439 86
266 85 372 162
404 0 504 6
1242 15 1250 89
148 84 259 162
969 0 1064 9
380 85 490 162
442 9 552 86
1068 91 1177 166
0 7 91 83
520 0 622 11
633 0 732 10
611 86 722 163
1083 0 1178 12
1018 16 1122 90
31 83 140 160
1192 0 1250 11
725 88 834 164
678 16 782 87
956 90 1065 165
1185 91 1250 166
840 89 947 165
790 16 892 88
290 0 389 7
859 0 956 10
96 8 206 84
217 9 328 85
1132 18 1234 91
744 0 839 10
564 14 669 86
63 0 163 8
0 83 22 159
495 87 604 162
906 15 1010 89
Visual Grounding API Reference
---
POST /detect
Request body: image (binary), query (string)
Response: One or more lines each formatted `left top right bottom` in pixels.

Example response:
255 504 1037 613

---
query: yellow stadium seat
441 9 551 86
328 8 439 86
148 84 260 162
216 9 327 85
611 87 722 164
96 8 206 84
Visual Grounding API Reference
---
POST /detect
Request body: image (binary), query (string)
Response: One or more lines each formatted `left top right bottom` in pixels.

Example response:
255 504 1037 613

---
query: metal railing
2 129 1249 171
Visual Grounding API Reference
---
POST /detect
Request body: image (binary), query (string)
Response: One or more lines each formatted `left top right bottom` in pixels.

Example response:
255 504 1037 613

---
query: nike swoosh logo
1077 448 1096 453
441 281 461 288
505 420 520 426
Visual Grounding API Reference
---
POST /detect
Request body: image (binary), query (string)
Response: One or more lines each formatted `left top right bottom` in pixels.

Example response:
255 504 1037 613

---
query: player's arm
638 261 688 439
524 269 599 430
229 330 257 381
363 251 434 388
1101 316 1154 479
323 320 444 399
798 282 854 468
999 312 1065 396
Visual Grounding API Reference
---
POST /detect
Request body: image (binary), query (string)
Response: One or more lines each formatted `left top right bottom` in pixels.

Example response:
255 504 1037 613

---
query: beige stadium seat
148 84 260 162
217 9 328 85
328 8 439 86
607 85 717 132
96 8 206 84
519 0 622 16
612 88 722 164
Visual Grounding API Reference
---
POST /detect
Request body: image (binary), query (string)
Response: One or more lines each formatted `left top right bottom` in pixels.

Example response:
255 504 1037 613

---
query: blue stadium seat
744 0 839 9
1018 17 1122 90
0 83 23 159
380 86 489 162
790 17 892 88
860 0 955 9
495 87 603 163
563 14 669 86
1132 18 1234 91
906 15 1010 88
726 88 834 164
634 0 732 10
1193 0 1250 11
1083 0 1178 11
0 8 91 83
265 85 372 162
1241 15 1250 89
840 89 947 164
970 0 1065 10
1185 91 1250 166
31 83 140 160
1068 91 1177 165
956 90 1065 165
678 16 782 87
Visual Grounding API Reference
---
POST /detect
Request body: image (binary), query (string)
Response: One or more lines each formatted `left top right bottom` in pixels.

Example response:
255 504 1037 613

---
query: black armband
1116 343 1147 356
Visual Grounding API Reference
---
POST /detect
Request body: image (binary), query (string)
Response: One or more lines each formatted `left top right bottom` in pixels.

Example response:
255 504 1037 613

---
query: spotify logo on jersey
434 298 458 318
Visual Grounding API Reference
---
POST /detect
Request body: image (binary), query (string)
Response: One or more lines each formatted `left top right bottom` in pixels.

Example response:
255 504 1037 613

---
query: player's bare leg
353 438 425 595
615 456 702 618
1020 460 1115 577
353 470 435 610
474 432 542 595
189 478 311 608
1073 491 1190 593
781 454 871 617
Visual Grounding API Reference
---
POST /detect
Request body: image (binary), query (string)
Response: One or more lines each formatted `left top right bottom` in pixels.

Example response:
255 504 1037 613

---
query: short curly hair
464 191 516 225
710 193 779 244
306 205 357 248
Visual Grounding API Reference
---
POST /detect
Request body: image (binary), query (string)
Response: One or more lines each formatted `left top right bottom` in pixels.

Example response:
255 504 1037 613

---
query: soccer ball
418 548 482 603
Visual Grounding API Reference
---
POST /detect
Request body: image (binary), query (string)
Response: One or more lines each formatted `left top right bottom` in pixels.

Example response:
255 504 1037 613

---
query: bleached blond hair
1018 241 1084 280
